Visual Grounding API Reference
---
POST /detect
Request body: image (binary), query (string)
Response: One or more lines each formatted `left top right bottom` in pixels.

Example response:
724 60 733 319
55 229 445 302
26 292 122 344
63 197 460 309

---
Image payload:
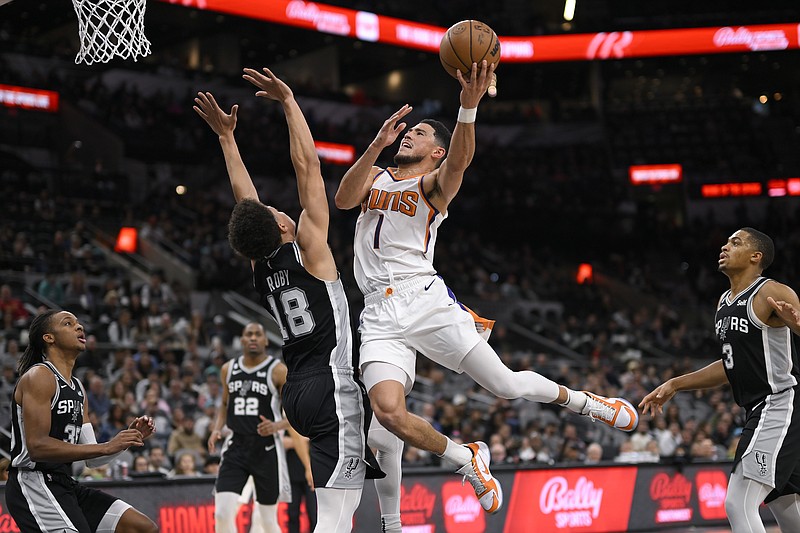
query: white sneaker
582 391 639 432
456 441 503 514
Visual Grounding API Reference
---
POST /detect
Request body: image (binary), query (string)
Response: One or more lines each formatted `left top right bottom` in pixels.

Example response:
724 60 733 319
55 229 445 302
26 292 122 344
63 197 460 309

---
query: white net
71 0 151 65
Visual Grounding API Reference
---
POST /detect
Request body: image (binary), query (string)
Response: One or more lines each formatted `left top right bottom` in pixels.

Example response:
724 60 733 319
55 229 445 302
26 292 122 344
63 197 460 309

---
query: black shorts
282 368 383 489
216 434 282 504
734 386 800 502
6 469 128 532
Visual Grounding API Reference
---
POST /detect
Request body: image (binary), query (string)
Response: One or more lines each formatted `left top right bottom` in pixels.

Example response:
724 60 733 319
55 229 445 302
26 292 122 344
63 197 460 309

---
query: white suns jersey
353 168 446 294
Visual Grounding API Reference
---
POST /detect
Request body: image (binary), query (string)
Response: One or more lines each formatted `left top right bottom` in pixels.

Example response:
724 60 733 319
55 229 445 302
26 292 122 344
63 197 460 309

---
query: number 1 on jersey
373 214 384 249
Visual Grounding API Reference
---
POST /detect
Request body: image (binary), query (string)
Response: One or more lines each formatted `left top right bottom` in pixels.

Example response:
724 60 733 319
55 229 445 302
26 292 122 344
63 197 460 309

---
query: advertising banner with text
0 462 776 532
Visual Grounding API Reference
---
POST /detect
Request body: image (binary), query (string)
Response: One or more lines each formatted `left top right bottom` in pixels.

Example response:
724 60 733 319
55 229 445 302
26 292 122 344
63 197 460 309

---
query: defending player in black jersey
194 67 383 533
5 310 157 533
208 322 312 533
641 228 800 533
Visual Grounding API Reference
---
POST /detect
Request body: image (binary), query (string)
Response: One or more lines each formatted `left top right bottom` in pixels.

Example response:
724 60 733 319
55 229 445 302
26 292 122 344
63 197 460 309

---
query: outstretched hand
768 296 800 329
638 380 678 417
242 67 293 103
371 104 414 150
456 60 497 109
193 91 238 137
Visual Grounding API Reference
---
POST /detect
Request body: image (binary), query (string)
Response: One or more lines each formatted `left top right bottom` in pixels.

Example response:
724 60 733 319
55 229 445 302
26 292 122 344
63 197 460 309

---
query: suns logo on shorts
755 451 769 477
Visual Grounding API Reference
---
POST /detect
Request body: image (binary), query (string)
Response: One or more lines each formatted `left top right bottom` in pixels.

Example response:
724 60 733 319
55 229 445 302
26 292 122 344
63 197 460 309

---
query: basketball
439 20 501 79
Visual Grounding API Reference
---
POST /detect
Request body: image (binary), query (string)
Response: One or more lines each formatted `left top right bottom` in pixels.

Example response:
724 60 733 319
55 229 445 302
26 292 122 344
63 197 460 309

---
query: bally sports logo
649 473 692 523
713 27 789 51
696 470 728 520
442 480 485 533
539 476 603 528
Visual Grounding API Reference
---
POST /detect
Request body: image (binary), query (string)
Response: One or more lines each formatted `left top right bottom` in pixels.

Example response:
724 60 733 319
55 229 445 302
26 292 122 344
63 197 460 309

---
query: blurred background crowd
1 0 799 478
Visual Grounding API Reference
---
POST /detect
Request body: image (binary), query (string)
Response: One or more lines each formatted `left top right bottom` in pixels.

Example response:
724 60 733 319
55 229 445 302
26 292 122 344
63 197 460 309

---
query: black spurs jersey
10 361 85 475
254 242 354 374
715 277 800 409
225 355 282 437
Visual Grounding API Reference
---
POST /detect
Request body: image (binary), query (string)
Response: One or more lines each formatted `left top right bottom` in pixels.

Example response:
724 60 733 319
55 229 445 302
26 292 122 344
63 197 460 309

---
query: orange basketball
439 20 501 79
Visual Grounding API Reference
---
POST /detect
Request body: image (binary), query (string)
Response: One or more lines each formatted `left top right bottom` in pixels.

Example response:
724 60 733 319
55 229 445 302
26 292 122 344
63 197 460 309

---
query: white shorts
358 275 483 389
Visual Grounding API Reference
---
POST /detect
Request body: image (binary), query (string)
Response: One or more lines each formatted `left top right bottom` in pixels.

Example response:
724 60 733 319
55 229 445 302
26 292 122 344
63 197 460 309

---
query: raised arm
242 67 337 279
430 61 496 210
334 104 414 210
193 92 259 202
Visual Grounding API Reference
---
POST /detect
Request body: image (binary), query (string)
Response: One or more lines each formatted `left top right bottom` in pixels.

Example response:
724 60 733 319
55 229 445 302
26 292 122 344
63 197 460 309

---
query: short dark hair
227 199 282 260
741 227 775 271
421 119 451 167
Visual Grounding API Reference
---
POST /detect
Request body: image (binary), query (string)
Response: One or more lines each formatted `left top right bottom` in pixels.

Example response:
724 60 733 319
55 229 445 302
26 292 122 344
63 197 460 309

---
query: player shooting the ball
335 58 639 533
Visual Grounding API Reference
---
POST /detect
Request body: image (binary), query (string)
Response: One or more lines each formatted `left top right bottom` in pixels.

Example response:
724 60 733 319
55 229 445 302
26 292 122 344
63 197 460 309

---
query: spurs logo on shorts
755 451 769 477
344 457 360 480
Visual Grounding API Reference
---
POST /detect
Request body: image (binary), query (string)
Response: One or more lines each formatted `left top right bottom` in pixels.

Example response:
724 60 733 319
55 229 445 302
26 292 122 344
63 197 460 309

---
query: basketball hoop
71 0 151 65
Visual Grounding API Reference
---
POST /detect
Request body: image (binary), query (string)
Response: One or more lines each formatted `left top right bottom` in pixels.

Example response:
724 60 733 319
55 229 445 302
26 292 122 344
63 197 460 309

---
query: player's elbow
334 191 355 210
26 439 51 462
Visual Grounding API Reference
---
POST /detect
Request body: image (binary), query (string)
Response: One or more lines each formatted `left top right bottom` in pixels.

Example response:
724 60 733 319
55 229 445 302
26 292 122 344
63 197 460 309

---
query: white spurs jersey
353 168 446 294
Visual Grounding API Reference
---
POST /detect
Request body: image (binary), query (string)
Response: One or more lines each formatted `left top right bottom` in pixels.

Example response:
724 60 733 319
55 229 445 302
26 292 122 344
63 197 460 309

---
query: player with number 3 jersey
642 228 800 532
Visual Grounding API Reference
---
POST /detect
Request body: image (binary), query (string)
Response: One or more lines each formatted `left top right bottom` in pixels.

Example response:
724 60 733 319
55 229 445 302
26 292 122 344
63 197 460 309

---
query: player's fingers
206 92 221 109
262 67 276 79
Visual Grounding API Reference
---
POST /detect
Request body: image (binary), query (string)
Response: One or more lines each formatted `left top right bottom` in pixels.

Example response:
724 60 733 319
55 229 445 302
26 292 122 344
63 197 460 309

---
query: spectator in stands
132 454 151 474
0 284 29 329
168 451 199 477
148 445 171 475
167 410 205 460
87 375 111 423
585 442 603 464
108 308 135 346
140 270 175 311
76 334 104 374
37 272 64 307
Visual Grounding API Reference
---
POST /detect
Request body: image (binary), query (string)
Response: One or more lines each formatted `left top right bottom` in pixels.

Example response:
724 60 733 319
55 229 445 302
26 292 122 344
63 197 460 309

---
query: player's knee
215 502 237 523
485 380 520 400
724 489 741 521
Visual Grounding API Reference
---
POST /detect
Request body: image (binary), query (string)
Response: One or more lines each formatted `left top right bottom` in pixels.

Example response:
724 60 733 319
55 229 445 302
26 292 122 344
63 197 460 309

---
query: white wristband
457 106 477 123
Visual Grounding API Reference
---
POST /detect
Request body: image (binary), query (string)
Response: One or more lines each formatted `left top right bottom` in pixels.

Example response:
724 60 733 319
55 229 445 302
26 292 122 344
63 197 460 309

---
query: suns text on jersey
366 189 419 216
265 269 290 292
